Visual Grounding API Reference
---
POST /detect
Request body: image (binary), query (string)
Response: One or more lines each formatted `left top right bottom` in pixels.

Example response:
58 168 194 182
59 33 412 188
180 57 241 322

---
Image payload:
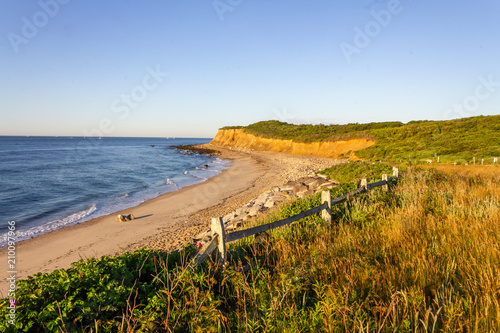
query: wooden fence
191 167 399 267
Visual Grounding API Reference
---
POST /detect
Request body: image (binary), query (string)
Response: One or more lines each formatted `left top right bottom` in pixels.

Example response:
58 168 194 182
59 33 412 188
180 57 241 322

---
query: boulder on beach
116 214 135 223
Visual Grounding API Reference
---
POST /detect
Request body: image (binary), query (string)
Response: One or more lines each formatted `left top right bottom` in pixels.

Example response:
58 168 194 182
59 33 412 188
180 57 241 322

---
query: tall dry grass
223 166 500 332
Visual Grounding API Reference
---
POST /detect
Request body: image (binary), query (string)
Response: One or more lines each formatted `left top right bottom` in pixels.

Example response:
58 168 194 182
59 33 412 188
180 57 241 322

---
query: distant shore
0 145 337 297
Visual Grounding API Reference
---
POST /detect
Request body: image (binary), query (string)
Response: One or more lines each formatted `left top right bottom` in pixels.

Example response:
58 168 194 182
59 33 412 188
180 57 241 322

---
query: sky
0 0 499 138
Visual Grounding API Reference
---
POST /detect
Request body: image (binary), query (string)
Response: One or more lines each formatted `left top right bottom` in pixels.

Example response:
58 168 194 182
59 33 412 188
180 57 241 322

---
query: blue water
0 136 229 248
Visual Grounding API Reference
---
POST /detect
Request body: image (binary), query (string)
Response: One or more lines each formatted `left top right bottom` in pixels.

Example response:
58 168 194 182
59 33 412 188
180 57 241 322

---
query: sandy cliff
211 129 375 159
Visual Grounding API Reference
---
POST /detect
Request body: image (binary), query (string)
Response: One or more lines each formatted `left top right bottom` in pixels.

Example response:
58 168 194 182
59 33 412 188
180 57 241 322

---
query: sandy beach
0 145 337 297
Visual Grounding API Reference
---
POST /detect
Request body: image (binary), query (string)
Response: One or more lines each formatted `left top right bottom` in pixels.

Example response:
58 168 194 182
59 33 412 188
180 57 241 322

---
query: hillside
218 115 500 164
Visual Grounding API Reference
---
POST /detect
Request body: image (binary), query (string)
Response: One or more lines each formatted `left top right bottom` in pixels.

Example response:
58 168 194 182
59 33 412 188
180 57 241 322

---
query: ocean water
0 136 229 248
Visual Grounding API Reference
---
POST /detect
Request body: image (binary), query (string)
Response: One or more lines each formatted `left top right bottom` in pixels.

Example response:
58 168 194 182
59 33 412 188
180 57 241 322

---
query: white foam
191 175 208 181
0 204 97 248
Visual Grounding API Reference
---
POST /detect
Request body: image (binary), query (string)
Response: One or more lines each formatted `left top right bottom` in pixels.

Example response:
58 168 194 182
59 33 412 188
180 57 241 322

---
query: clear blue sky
1 0 499 138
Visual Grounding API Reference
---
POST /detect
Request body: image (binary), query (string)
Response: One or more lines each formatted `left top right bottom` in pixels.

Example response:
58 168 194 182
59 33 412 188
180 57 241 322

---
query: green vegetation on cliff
224 115 500 163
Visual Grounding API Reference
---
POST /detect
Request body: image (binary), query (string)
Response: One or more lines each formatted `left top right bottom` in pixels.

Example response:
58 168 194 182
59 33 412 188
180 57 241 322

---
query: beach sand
0 146 337 297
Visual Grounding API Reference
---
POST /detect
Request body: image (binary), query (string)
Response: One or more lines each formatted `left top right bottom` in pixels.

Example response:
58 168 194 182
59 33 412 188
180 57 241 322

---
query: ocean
0 136 228 248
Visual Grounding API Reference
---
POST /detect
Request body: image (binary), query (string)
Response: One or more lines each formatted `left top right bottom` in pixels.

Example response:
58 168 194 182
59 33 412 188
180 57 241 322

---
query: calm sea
0 136 228 248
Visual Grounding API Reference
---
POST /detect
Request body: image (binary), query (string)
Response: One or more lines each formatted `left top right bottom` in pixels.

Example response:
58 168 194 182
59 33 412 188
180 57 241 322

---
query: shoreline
0 155 229 250
0 146 338 297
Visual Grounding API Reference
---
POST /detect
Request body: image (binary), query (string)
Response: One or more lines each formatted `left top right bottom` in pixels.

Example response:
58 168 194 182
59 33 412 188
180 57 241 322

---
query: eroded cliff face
211 129 375 159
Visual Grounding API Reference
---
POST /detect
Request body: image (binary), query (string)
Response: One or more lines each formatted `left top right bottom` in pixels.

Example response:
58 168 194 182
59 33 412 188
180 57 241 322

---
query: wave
191 175 208 181
0 204 97 248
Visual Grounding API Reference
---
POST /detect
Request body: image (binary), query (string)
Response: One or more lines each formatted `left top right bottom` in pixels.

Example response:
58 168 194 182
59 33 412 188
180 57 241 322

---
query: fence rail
191 168 399 267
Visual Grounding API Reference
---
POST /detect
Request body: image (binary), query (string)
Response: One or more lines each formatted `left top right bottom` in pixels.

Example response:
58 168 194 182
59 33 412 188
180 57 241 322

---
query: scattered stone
192 170 343 244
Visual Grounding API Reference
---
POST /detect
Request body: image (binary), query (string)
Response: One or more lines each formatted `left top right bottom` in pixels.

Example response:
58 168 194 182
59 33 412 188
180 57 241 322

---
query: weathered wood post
481 158 484 165
382 174 388 191
437 156 440 163
211 217 226 265
321 191 332 224
392 167 399 178
360 178 367 190
473 157 476 165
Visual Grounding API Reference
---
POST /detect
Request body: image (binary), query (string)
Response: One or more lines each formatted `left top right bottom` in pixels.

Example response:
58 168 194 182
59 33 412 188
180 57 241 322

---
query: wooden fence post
360 178 367 190
211 217 226 265
382 174 388 191
392 167 399 178
321 191 332 224
473 157 476 165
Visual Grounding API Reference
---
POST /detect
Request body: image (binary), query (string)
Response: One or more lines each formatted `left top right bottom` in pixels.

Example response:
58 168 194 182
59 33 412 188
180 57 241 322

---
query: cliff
211 129 375 159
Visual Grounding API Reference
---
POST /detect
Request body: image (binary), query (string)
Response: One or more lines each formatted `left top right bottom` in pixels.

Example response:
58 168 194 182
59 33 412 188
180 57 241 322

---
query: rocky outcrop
210 129 375 159
193 174 338 245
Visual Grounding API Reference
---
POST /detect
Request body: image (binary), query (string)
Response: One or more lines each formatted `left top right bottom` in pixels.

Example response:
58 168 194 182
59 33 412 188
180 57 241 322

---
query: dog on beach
116 214 135 222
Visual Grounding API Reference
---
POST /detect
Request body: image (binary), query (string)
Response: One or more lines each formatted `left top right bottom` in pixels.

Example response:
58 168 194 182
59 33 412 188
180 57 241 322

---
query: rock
303 177 318 186
193 229 210 241
226 219 243 231
223 212 236 223
296 176 310 184
264 195 286 208
116 214 135 223
293 184 308 193
254 195 269 206
278 185 294 192
317 174 328 180
297 189 314 198
264 200 276 208
307 178 329 190
248 204 264 216
319 181 339 190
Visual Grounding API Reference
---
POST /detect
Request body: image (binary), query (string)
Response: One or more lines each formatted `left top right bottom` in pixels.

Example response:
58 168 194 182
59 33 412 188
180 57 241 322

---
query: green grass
2 163 499 332
318 161 393 184
224 115 500 164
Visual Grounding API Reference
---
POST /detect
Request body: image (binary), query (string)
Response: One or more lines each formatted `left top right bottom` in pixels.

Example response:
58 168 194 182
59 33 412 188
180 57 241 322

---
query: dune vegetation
2 161 499 332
